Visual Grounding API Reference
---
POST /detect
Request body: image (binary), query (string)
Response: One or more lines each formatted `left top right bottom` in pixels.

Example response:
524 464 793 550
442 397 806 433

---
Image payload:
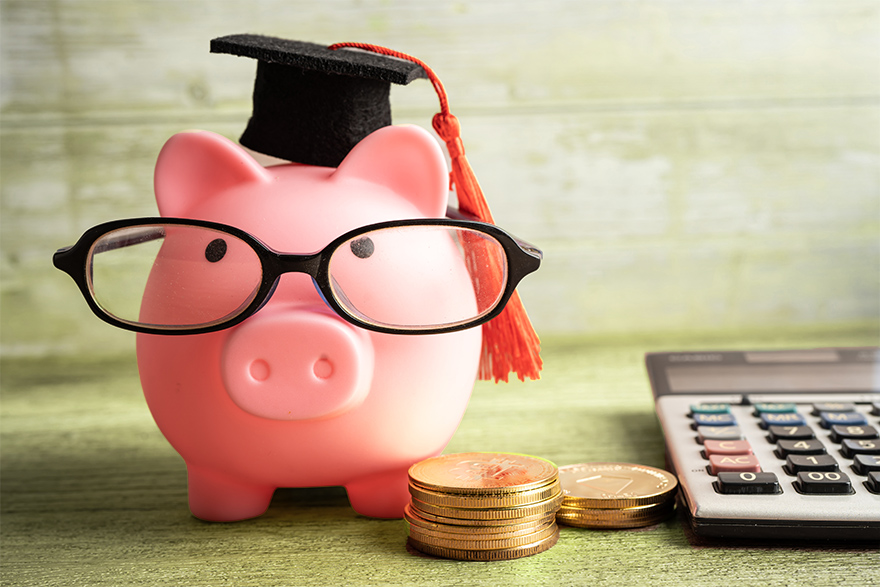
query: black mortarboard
210 34 428 167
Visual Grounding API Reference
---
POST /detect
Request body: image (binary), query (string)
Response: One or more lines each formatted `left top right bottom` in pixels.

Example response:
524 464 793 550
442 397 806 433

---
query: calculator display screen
665 363 880 393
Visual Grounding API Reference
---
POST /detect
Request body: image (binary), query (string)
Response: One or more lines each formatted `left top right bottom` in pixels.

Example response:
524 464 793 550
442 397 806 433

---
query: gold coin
404 502 558 528
556 500 676 529
410 490 564 521
407 527 559 561
557 516 673 529
408 521 558 551
409 452 558 495
404 504 553 536
409 479 561 509
558 463 678 509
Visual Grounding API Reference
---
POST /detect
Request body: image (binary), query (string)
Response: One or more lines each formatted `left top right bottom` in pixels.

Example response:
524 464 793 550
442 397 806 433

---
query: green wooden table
2 329 878 586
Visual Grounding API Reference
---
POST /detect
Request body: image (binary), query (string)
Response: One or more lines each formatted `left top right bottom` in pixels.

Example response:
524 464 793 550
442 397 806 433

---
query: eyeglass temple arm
55 225 167 259
445 206 542 261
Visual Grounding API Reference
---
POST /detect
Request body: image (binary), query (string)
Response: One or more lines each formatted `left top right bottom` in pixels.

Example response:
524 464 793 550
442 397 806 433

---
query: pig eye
205 238 227 263
349 236 374 259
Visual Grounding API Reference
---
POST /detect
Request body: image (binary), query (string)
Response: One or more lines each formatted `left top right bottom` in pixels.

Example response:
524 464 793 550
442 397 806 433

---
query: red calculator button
703 440 753 456
708 454 762 475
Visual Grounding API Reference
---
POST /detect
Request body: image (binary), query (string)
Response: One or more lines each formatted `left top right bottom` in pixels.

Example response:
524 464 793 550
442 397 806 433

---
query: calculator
645 347 880 541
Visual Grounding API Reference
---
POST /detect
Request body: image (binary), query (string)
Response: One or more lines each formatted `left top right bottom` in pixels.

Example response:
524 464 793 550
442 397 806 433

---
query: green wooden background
2 0 878 358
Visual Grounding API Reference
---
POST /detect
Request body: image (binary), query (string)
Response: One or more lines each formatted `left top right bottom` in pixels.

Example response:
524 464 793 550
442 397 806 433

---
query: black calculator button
714 472 782 495
783 454 839 475
775 439 826 458
812 402 856 415
818 411 868 429
794 471 854 495
867 472 880 494
766 425 814 443
852 454 880 475
828 424 879 443
840 438 880 458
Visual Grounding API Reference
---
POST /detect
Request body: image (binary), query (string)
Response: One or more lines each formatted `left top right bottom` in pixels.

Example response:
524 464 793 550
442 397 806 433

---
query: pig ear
154 130 271 217
334 125 448 217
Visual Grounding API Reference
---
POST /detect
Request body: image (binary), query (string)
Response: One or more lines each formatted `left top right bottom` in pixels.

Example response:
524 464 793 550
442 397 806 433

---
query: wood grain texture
1 2 879 354
2 330 878 586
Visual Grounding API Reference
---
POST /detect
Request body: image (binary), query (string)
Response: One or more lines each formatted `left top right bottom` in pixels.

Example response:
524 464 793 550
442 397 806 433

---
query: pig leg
186 465 275 522
345 468 411 519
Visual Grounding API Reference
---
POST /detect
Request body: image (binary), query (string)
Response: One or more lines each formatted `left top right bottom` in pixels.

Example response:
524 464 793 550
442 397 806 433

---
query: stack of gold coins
405 452 563 561
555 463 678 529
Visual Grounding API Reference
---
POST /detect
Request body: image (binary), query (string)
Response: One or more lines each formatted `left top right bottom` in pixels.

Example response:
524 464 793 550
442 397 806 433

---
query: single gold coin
409 479 561 509
556 500 676 529
407 521 558 551
407 527 559 561
409 490 564 521
406 514 556 541
409 452 558 495
558 463 678 509
556 500 674 519
404 504 553 536
404 502 558 528
556 511 674 529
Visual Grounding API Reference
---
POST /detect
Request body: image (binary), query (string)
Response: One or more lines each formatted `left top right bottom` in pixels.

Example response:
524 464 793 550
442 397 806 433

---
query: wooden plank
2 331 879 586
2 0 878 356
6 103 876 355
1 0 877 117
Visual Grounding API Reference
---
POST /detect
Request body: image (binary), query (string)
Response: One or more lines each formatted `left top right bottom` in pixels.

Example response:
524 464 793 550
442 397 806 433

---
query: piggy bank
137 124 482 521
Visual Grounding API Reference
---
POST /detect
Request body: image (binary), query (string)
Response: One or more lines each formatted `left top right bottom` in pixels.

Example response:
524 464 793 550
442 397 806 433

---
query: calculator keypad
690 401 880 497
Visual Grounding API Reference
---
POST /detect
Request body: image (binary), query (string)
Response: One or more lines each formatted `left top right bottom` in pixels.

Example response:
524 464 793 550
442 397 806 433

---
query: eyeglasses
53 215 542 335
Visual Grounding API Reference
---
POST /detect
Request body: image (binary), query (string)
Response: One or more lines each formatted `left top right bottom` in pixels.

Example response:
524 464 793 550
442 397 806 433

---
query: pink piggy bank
137 124 483 521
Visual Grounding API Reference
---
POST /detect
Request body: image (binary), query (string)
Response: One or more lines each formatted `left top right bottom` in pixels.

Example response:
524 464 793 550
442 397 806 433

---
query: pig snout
221 308 375 420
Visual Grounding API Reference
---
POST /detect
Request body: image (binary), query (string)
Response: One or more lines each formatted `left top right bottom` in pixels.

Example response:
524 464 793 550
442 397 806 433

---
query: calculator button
812 402 856 415
828 424 879 443
775 439 826 458
692 413 737 428
840 438 880 458
708 454 761 475
867 471 880 494
690 403 731 415
794 471 854 495
851 454 880 475
818 411 868 428
783 454 839 475
752 402 797 415
759 412 806 428
697 426 743 443
714 472 781 495
872 402 880 416
703 439 752 456
766 425 815 443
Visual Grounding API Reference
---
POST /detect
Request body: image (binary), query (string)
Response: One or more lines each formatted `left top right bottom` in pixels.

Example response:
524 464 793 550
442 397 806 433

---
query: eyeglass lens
328 224 507 330
90 224 263 330
87 222 508 331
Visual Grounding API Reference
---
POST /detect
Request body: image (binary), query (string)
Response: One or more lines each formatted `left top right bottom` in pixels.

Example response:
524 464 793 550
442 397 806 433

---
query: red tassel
329 42 542 382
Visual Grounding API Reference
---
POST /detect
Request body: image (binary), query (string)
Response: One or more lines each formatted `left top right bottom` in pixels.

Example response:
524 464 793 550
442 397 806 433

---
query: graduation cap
210 34 428 167
211 35 543 383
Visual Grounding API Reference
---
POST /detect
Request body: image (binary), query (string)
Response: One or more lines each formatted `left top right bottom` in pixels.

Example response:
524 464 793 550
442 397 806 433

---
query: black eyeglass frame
53 215 542 336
